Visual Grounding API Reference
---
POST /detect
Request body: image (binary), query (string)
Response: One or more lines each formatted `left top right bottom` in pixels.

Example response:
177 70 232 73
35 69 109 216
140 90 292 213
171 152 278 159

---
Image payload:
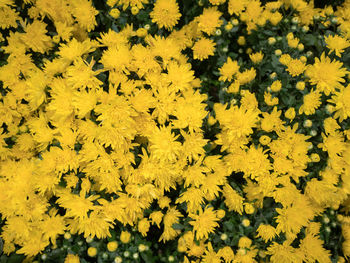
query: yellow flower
264 92 279 106
325 34 350 57
149 125 182 163
198 7 223 35
256 224 276 242
328 84 350 121
107 241 118 252
64 254 80 263
270 80 282 92
249 51 264 64
218 246 234 263
259 135 271 145
192 38 216 61
138 218 150 237
120 231 131 243
222 184 244 214
219 57 240 82
285 107 296 120
285 58 306 77
299 89 322 115
110 8 120 19
237 36 246 46
87 247 97 257
296 81 305 91
150 0 181 30
242 219 250 227
189 206 220 240
305 52 348 95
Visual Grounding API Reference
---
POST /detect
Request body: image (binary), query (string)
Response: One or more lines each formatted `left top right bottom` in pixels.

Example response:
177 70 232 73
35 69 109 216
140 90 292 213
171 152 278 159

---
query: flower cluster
1 0 350 262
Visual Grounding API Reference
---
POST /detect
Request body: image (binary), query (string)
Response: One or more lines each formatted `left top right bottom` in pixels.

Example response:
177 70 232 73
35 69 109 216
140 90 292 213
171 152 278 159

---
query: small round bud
133 253 139 259
131 6 139 15
325 226 331 233
102 253 108 260
222 46 228 52
110 8 120 19
297 43 304 51
242 219 250 227
310 130 317 136
41 254 47 260
268 37 276 45
64 232 71 240
168 256 175 262
231 19 239 26
303 119 313 128
215 29 222 36
292 17 299 24
107 241 118 252
77 241 83 246
138 244 147 252
114 256 123 263
331 17 338 24
269 72 277 80
291 25 297 31
225 23 233 31
87 247 97 257
259 135 271 145
124 251 130 257
86 236 93 243
144 24 150 30
306 50 313 57
302 25 309 32
216 209 226 219
323 216 330 224
275 49 282 56
237 36 246 46
221 233 228 241
276 36 283 41
296 81 305 91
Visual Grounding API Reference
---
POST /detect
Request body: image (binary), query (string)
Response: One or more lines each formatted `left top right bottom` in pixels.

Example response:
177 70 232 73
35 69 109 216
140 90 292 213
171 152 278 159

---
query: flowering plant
1 0 350 262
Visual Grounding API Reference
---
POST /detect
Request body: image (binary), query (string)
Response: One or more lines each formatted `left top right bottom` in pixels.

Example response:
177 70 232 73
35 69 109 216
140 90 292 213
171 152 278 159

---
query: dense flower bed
1 0 350 262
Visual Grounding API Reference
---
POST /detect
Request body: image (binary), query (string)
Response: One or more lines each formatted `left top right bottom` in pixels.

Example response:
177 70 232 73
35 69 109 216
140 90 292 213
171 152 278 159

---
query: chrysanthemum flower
192 38 216 61
299 89 322 115
150 0 181 30
219 57 240 82
197 7 223 35
325 34 350 57
328 84 350 121
305 52 348 95
189 206 219 240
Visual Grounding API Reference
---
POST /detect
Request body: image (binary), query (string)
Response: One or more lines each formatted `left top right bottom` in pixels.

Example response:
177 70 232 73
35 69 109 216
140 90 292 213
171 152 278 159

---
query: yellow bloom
219 57 240 82
222 184 244 214
249 51 264 64
305 52 348 95
107 241 118 252
64 254 80 263
256 224 276 242
149 125 182 163
189 206 220 240
270 80 282 92
120 231 131 243
150 0 181 30
325 34 350 57
192 38 216 61
285 107 296 120
299 89 322 115
87 247 97 257
285 58 306 77
197 7 223 35
138 218 150 237
328 84 350 121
